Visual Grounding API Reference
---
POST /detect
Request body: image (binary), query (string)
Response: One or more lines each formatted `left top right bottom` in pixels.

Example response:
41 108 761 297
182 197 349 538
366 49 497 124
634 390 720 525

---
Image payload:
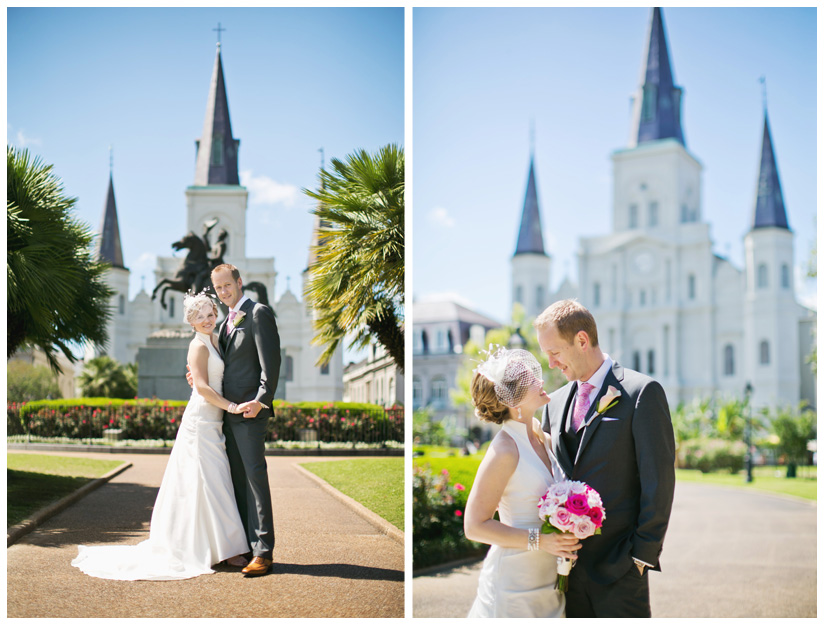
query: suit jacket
218 298 281 418
541 361 675 586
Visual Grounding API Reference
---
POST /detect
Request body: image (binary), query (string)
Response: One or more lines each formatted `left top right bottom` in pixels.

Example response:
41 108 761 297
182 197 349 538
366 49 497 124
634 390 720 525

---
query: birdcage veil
473 345 543 408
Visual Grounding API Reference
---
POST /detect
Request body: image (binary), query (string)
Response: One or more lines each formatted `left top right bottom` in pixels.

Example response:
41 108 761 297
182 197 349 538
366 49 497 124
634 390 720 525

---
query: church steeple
513 157 546 256
96 168 125 269
194 43 240 186
751 111 789 230
630 7 685 147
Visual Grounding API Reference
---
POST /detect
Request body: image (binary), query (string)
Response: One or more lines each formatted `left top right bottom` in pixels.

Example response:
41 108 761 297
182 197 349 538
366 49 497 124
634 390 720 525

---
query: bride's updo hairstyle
471 345 543 424
183 292 218 328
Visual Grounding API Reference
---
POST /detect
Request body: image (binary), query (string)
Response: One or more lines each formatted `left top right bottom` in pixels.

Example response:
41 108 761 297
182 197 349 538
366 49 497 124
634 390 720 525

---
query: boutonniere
596 385 621 414
232 312 246 327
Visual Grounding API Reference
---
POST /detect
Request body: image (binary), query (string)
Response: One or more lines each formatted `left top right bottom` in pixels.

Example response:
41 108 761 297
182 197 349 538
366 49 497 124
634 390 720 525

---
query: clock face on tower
633 251 655 275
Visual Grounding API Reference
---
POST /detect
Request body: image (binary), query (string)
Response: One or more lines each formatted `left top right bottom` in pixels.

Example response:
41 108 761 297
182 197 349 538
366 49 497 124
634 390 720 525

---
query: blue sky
413 6 817 324
7 7 404 362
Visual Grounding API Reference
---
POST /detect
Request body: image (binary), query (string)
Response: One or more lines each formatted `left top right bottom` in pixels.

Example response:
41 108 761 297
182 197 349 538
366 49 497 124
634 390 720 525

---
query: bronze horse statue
151 232 212 310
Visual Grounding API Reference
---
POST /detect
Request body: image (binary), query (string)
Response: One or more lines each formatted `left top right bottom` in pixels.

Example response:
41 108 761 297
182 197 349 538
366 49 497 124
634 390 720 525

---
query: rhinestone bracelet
527 527 540 551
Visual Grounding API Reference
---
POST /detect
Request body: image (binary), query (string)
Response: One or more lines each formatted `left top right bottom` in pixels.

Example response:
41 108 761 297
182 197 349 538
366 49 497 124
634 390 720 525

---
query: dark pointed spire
752 111 789 230
97 171 125 268
632 7 685 147
194 43 240 185
514 157 546 256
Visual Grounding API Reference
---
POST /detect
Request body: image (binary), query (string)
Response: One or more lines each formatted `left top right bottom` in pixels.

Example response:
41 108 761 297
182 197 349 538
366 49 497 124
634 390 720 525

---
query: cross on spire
213 22 226 45
760 75 767 113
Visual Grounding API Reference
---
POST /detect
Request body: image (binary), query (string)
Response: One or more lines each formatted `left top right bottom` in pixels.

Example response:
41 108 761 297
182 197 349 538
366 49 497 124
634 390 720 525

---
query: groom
536 299 675 618
211 263 281 577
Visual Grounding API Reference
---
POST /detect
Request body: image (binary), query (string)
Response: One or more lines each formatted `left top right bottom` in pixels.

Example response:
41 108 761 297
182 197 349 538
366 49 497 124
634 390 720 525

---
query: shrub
677 438 746 474
413 464 485 570
7 361 61 402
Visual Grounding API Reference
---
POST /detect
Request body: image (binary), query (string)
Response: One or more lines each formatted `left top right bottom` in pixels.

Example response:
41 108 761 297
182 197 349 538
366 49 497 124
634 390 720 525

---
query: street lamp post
744 382 754 483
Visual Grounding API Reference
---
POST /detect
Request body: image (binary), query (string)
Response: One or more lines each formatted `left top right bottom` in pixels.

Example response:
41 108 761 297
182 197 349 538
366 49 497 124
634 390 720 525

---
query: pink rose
551 507 573 530
454 483 466 491
587 506 604 527
566 493 590 516
573 517 597 539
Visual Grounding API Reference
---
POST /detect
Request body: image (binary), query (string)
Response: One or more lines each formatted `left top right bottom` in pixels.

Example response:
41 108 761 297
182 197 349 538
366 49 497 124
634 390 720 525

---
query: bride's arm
464 433 581 558
188 341 241 413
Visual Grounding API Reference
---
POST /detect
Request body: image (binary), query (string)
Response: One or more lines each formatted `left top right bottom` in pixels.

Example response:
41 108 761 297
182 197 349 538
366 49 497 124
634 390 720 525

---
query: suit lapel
551 384 577 478
576 361 625 462
224 299 253 357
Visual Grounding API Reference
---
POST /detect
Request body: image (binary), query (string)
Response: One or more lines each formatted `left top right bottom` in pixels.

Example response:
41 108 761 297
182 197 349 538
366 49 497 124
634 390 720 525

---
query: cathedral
89 42 343 402
511 7 816 411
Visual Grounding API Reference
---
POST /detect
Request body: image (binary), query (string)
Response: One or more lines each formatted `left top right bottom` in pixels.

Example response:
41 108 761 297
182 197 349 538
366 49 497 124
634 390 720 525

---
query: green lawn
414 449 817 502
300 458 404 531
676 465 817 501
7 454 125 528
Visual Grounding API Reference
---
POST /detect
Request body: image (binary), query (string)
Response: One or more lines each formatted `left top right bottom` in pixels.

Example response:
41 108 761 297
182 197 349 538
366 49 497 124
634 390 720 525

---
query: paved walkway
413 481 817 618
8 450 404 618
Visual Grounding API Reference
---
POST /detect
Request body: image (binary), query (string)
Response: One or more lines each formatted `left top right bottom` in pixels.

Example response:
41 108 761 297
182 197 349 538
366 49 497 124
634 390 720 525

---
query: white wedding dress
72 332 249 580
467 417 566 618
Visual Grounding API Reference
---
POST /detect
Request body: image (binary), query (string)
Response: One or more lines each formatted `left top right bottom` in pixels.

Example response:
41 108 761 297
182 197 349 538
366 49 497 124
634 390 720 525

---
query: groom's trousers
223 414 275 559
565 563 651 618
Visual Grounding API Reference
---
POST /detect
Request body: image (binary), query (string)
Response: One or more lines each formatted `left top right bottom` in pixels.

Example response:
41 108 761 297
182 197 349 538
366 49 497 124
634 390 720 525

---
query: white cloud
240 170 300 208
428 206 455 228
8 125 42 149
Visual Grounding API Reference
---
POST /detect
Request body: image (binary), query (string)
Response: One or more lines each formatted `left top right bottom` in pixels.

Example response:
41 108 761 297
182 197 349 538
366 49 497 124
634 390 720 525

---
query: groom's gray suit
542 360 675 618
219 296 280 559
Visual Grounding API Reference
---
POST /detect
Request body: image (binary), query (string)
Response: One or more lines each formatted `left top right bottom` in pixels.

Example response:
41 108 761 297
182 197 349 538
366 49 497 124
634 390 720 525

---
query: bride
464 346 581 618
72 293 251 580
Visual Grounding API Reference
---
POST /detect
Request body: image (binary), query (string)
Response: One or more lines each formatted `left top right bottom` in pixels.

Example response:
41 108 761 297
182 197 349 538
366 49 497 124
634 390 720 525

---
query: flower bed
8 399 404 446
412 464 485 570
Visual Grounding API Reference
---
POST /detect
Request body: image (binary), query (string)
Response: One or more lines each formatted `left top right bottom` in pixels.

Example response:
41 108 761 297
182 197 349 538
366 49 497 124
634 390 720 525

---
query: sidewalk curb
7 461 133 547
294 463 404 545
8 442 403 456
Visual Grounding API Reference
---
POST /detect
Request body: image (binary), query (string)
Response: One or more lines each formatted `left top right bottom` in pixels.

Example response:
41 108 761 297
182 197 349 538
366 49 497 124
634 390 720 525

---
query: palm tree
7 146 113 371
303 144 404 370
78 356 137 399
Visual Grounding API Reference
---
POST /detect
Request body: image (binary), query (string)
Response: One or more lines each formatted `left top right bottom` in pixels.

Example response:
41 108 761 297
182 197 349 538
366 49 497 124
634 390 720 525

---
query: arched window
388 378 395 405
647 350 655 375
118 294 125 315
759 340 770 365
515 285 523 305
632 351 641 372
285 355 294 381
320 361 329 375
169 297 175 318
781 264 790 289
688 274 696 300
757 264 768 288
431 376 448 409
640 290 646 307
629 204 638 229
536 285 544 311
412 377 423 409
648 202 658 227
421 330 429 354
593 283 601 308
724 344 735 376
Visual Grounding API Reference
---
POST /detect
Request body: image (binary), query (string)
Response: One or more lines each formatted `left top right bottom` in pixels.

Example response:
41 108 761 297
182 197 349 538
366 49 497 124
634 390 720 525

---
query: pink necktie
226 310 237 334
572 382 595 432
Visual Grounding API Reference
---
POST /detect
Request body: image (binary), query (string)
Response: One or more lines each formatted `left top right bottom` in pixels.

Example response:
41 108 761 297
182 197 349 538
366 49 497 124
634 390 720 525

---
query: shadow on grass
7 469 90 528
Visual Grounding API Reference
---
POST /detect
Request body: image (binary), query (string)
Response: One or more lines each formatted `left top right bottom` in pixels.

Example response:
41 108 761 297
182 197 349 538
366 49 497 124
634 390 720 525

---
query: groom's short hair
211 263 241 281
535 299 599 347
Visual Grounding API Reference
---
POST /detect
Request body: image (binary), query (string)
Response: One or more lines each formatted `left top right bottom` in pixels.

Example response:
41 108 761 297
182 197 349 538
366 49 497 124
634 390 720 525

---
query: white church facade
511 7 816 411
88 42 343 402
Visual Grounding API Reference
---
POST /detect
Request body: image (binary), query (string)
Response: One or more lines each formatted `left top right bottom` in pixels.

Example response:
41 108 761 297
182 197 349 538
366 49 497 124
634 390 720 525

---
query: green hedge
8 399 403 445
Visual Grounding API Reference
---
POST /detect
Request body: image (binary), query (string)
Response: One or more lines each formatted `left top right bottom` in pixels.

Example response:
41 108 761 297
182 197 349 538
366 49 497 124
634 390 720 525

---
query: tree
768 403 816 478
78 356 137 399
7 360 61 402
303 144 404 370
7 146 113 371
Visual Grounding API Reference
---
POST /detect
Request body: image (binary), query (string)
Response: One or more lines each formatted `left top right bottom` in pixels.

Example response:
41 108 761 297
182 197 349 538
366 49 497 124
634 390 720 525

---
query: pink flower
566 493 590 516
551 507 573 530
573 517 597 539
454 483 465 491
587 506 604 527
455 510 463 517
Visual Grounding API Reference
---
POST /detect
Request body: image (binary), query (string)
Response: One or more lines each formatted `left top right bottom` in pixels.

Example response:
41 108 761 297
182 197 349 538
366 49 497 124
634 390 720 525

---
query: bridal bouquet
537 481 606 592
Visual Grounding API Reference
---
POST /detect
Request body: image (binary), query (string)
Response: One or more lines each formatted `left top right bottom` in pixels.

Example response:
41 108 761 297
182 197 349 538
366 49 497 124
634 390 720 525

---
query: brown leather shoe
242 556 273 577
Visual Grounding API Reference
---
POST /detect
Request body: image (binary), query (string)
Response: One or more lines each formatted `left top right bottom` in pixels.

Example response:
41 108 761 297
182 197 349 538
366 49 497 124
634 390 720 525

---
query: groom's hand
237 400 262 418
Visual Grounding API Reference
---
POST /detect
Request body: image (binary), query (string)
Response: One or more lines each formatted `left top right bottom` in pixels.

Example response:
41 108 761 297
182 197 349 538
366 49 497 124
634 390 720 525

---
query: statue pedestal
137 329 194 401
